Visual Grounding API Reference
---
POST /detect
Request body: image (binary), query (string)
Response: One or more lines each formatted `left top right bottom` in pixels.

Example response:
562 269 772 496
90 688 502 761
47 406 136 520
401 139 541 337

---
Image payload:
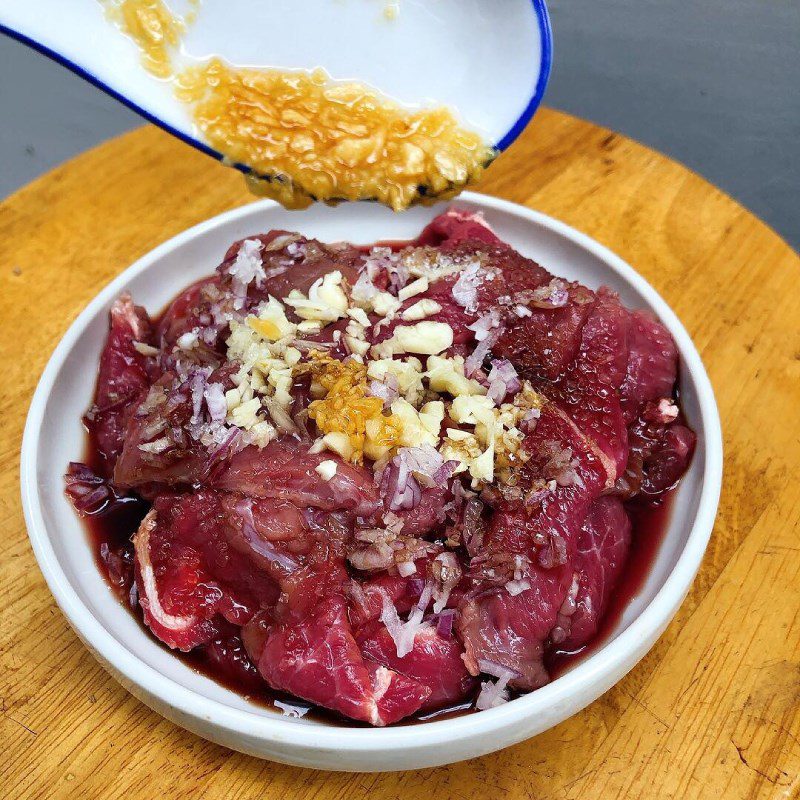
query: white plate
20 194 723 771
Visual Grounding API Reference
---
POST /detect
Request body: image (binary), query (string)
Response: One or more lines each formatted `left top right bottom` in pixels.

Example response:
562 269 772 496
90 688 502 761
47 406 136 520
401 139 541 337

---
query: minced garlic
438 388 539 488
401 298 441 321
104 0 185 78
398 277 429 302
376 321 454 357
425 355 486 397
369 292 402 319
315 459 338 481
103 1 496 211
284 272 349 322
247 296 297 341
295 352 402 464
389 398 443 448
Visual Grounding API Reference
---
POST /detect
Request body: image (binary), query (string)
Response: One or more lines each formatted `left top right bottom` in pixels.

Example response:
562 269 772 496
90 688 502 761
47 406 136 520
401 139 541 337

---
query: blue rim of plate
0 0 551 174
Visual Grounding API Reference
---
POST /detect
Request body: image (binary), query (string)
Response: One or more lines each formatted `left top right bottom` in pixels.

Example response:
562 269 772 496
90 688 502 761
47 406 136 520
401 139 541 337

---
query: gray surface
547 0 800 249
1 1 798 249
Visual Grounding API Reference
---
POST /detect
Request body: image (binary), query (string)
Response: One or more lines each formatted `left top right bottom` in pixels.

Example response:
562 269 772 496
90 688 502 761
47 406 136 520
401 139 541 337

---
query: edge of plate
19 193 723 761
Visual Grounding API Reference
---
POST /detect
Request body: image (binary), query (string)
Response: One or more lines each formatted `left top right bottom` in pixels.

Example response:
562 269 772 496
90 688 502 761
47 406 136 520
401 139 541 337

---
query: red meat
356 621 477 711
71 207 697 726
556 496 632 650
87 294 154 469
243 597 430 725
214 439 381 517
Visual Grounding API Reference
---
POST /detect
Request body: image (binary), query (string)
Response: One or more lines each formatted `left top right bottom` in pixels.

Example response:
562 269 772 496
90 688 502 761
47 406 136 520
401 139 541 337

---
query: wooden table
1 109 799 799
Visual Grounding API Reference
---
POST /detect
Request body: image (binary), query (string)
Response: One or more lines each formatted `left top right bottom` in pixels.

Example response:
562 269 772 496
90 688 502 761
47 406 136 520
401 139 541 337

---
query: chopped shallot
436 609 455 639
462 496 485 556
204 382 227 423
451 263 481 312
368 373 400 409
189 369 211 424
387 257 410 294
379 587 432 658
475 659 521 711
486 359 521 404
467 309 500 342
206 427 243 470
546 447 585 489
351 270 379 303
396 444 445 488
431 551 461 613
381 452 426 510
521 407 541 432
64 462 111 514
530 279 569 308
433 459 459 484
464 327 501 377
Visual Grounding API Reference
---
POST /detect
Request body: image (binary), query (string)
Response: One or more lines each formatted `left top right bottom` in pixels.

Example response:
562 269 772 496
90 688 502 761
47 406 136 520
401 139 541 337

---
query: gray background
1 0 798 249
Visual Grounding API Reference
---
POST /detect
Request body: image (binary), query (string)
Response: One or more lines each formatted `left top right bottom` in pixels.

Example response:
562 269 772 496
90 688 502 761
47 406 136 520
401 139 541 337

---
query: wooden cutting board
1 108 799 800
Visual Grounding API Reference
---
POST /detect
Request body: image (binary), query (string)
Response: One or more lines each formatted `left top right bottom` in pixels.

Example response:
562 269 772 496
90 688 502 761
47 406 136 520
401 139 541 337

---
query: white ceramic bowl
0 0 551 165
20 194 723 772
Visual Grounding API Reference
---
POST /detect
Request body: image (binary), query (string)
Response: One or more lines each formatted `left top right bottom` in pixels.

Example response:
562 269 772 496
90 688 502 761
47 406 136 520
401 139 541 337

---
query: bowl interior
29 196 708 729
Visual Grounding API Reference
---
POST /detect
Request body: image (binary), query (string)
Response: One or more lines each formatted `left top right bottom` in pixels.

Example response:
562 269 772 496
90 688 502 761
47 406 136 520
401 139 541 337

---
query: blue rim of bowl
0 0 551 173
496 0 553 152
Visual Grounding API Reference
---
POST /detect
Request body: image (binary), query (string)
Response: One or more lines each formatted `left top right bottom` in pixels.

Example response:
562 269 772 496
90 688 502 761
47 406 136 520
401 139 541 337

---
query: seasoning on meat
67 208 696 725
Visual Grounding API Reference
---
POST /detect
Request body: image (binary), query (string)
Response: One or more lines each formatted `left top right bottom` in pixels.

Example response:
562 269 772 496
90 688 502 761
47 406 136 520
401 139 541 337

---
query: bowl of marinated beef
21 196 722 771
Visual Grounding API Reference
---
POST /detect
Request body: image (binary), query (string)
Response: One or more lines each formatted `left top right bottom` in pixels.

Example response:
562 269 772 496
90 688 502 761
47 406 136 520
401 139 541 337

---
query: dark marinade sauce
75 276 684 726
545 491 674 679
80 430 678 726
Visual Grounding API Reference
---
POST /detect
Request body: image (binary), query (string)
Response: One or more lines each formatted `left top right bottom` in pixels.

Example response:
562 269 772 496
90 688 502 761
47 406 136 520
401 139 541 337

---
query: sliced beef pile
66 208 694 724
411 215 695 692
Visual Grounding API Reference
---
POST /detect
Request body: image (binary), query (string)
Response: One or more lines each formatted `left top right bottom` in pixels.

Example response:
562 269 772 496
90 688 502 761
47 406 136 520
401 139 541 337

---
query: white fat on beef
133 510 198 634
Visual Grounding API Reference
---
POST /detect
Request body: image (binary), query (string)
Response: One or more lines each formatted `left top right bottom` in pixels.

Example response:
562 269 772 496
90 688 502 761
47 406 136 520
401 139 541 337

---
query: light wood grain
1 108 798 800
